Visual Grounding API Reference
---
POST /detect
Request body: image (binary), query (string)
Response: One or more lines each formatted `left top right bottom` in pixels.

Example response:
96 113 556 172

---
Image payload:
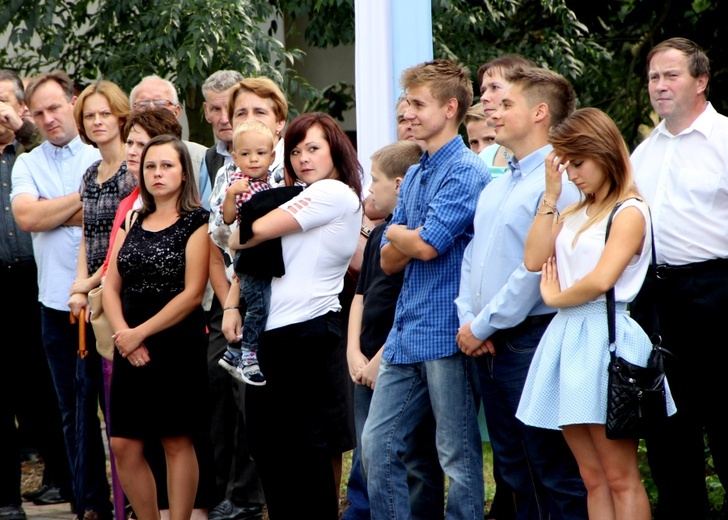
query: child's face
232 131 275 179
465 118 496 154
368 162 400 215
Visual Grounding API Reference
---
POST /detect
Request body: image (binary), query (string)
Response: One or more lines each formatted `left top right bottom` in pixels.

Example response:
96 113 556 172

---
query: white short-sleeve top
266 179 362 331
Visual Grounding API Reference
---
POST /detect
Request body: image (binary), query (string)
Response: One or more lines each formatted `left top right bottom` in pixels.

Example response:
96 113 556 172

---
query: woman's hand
125 344 150 367
67 293 89 321
112 327 146 358
544 150 568 203
540 256 562 307
70 277 96 295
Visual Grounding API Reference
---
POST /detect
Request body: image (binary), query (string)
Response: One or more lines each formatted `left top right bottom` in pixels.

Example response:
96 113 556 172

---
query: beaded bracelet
223 306 240 311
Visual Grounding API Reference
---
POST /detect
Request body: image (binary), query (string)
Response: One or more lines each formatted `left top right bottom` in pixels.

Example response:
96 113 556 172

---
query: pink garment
101 186 141 278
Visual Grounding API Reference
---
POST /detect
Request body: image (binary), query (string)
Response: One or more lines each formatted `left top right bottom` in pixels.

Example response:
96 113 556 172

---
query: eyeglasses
132 99 177 110
83 110 114 121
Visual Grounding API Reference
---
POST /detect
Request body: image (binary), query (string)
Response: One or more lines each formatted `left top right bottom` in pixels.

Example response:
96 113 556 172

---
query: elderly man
129 75 210 208
198 70 265 520
11 70 112 520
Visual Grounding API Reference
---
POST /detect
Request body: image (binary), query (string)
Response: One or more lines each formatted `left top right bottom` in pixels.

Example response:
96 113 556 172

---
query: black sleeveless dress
109 207 209 438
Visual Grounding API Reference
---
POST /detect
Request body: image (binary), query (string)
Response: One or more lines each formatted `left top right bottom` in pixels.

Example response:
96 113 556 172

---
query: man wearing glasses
129 75 210 209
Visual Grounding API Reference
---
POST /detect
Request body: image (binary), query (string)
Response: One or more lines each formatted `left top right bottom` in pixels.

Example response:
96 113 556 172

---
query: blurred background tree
1 0 726 150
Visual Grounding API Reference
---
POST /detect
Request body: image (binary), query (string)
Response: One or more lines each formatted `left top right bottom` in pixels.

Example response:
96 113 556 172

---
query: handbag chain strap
604 198 657 351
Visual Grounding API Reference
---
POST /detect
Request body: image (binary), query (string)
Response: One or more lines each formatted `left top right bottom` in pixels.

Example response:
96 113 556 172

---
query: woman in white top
516 108 675 520
226 112 362 519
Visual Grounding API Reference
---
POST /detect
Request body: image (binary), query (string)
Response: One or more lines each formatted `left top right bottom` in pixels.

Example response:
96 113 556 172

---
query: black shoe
208 499 263 520
32 487 69 506
21 485 50 502
0 505 27 520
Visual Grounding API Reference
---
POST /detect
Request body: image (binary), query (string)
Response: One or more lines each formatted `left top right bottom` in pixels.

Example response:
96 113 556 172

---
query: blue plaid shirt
381 136 490 363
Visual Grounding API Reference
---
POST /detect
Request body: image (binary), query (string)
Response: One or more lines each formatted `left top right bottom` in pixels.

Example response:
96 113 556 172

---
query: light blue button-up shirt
456 144 581 340
10 136 101 310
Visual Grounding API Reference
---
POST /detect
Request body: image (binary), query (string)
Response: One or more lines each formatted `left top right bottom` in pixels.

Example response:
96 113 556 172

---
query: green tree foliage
0 0 316 145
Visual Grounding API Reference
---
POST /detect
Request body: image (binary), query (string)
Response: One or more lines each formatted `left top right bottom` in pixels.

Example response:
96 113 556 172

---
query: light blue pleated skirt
516 301 676 430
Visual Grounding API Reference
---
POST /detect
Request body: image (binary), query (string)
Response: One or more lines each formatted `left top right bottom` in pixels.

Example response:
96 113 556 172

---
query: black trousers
631 262 728 519
204 298 263 507
246 312 354 520
0 262 72 506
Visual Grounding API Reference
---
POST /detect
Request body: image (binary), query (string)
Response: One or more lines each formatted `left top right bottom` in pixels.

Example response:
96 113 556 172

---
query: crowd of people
1 35 726 520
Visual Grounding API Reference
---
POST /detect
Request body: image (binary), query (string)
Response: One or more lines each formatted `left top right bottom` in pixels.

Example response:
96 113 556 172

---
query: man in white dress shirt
631 37 728 519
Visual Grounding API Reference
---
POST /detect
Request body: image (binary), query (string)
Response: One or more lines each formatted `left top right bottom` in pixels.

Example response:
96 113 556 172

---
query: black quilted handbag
603 200 669 440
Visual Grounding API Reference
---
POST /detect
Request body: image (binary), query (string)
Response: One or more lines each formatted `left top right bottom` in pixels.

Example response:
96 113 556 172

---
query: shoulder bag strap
605 198 655 351
124 209 138 231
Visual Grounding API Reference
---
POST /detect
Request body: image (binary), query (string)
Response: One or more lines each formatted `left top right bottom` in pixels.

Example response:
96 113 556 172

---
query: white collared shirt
631 102 728 264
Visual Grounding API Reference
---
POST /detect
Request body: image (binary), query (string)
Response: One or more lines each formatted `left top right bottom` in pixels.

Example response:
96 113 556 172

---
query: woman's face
82 93 122 146
125 124 151 177
564 156 608 198
289 125 339 185
143 142 185 200
231 91 285 143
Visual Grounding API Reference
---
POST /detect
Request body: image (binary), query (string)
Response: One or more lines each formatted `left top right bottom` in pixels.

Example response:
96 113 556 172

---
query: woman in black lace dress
103 135 210 520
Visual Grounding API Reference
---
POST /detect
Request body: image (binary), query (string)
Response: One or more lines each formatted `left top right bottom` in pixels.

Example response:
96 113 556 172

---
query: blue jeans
361 354 483 520
476 322 587 520
41 306 112 517
343 383 444 520
239 274 271 351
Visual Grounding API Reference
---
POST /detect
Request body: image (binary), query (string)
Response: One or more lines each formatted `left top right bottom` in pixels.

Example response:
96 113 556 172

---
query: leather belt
651 257 728 280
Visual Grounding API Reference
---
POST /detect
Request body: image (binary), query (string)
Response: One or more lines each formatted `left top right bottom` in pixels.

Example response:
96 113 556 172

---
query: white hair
129 75 179 107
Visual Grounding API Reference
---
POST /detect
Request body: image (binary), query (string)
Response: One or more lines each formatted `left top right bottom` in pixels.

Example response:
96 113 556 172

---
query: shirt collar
511 144 553 179
419 135 465 169
216 139 232 158
53 135 84 155
654 102 715 139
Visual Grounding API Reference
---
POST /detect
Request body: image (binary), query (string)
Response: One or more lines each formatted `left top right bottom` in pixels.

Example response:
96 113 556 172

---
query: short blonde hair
400 59 473 124
370 140 422 180
232 119 275 152
463 103 487 126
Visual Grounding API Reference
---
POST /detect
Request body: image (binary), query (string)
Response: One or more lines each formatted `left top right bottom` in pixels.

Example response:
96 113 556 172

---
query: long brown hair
138 135 201 215
283 112 363 200
550 107 640 243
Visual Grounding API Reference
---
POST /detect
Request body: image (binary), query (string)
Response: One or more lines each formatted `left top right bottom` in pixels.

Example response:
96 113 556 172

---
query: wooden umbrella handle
72 308 89 359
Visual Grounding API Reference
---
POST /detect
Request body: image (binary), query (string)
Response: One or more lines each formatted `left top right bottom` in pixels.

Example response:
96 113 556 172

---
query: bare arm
108 225 210 357
524 151 567 272
541 206 646 308
222 179 248 225
221 277 242 342
346 294 367 382
208 240 231 306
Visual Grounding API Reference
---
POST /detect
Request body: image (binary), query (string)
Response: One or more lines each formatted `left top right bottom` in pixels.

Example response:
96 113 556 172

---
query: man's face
203 87 235 145
28 80 78 147
396 100 415 141
480 68 509 120
402 85 451 145
132 79 182 119
490 83 533 153
0 80 23 144
648 48 707 128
